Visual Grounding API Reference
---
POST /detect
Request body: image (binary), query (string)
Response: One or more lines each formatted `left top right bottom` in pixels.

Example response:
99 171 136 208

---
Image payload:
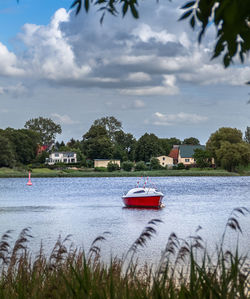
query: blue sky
0 0 249 144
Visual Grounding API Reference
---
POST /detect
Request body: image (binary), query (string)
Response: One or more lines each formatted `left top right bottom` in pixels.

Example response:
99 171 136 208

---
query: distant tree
0 135 15 167
183 137 200 145
193 148 212 168
93 116 122 141
244 127 250 144
158 139 172 156
113 130 136 161
34 151 49 164
82 124 113 159
122 161 134 172
206 127 243 162
216 141 250 172
150 157 162 170
67 138 82 149
3 128 40 165
24 117 62 145
206 127 250 171
135 133 163 162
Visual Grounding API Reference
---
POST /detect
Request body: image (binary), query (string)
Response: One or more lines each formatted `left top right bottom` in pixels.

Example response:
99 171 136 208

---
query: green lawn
0 167 247 178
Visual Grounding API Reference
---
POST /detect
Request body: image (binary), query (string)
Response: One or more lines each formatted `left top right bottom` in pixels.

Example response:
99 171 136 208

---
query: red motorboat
122 187 164 208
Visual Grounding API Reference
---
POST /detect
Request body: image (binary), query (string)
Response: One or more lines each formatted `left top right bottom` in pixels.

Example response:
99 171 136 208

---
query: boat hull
122 195 163 208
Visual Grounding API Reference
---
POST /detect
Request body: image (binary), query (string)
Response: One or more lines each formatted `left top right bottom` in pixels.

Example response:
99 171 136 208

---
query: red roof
169 148 179 160
37 145 48 155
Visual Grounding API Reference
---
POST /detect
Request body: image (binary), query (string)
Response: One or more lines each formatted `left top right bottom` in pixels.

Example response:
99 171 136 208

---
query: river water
0 176 249 262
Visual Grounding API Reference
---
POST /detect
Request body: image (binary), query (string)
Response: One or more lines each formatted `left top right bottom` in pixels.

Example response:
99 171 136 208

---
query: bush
135 161 147 171
94 167 107 172
177 163 185 170
150 157 161 170
107 162 120 172
122 161 134 172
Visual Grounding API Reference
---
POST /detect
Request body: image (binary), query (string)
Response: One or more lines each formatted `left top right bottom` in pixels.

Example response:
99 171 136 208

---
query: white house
46 152 77 165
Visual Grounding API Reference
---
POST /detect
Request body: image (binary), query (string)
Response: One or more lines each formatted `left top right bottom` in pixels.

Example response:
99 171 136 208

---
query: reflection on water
0 206 54 213
0 177 249 262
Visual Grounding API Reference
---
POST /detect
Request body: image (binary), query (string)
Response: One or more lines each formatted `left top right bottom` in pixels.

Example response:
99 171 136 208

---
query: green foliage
121 161 134 171
179 0 250 67
1 128 40 165
207 127 250 172
150 157 162 170
113 130 136 161
33 150 49 164
82 124 113 159
183 137 200 145
24 116 62 145
70 0 250 67
107 161 120 172
216 141 250 172
94 167 107 172
206 127 243 162
244 126 250 143
135 133 163 162
93 116 122 141
193 148 212 168
0 208 248 298
0 135 15 167
177 162 185 169
134 161 147 171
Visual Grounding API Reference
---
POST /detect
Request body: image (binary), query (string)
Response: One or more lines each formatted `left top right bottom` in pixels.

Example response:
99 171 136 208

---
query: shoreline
0 167 248 178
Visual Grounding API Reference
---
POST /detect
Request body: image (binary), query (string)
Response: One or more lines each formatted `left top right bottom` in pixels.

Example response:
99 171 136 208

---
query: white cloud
0 83 28 97
120 75 178 96
51 113 79 125
153 112 208 126
127 72 151 82
18 8 91 81
0 43 24 76
132 23 177 44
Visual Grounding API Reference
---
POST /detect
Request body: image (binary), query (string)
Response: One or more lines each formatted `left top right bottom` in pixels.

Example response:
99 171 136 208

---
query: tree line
0 116 250 172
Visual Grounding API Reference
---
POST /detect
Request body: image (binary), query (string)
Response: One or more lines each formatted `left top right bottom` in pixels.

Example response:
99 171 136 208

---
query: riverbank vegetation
0 208 249 298
1 117 250 174
0 166 249 178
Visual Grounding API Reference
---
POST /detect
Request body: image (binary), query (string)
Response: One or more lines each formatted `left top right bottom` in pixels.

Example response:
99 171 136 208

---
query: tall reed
0 208 249 298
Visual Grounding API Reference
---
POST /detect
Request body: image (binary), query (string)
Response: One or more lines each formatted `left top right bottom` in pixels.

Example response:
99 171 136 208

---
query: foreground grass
0 208 249 298
0 167 246 178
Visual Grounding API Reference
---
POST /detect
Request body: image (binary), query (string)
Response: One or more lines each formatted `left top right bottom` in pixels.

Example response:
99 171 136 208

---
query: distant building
168 145 180 164
46 152 77 165
94 159 120 168
178 144 205 166
156 155 174 168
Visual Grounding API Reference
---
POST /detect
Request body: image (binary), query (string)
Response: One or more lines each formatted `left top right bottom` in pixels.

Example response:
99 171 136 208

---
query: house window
63 159 67 163
71 159 75 163
185 159 190 162
55 153 59 157
163 157 165 160
162 162 164 166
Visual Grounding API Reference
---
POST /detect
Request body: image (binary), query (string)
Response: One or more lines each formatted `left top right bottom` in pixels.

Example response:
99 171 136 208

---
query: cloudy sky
0 0 249 144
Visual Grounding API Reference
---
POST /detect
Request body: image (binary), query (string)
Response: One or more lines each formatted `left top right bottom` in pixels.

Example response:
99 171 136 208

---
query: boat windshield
133 190 145 194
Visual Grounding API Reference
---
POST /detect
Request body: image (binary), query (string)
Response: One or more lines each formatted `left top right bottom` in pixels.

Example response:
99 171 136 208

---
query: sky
0 0 249 144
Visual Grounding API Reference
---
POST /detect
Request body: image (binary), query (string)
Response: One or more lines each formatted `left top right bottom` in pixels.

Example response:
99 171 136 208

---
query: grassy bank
0 208 249 298
0 166 248 178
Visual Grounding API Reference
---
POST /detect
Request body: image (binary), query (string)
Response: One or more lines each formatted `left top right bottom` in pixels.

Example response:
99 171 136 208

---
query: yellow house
156 156 174 168
178 145 206 165
94 159 121 168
